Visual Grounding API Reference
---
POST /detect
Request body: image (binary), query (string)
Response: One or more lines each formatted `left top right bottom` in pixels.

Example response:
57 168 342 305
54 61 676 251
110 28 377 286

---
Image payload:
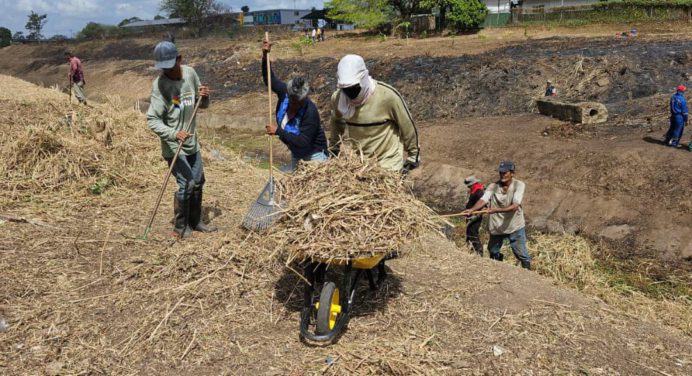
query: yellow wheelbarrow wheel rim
315 287 342 331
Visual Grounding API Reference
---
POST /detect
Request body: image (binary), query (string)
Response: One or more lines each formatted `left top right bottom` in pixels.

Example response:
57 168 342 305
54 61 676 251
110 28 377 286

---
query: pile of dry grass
0 75 161 212
530 234 692 335
269 150 442 262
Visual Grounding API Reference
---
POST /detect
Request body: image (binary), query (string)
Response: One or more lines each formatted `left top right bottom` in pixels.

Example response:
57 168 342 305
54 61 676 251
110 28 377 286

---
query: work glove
400 161 419 175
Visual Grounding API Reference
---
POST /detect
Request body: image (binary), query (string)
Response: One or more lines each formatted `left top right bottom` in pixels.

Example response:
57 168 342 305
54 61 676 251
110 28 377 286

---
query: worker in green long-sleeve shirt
146 41 216 239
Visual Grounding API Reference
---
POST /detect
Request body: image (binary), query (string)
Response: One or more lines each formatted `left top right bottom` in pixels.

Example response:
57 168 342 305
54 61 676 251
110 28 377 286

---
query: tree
445 0 487 31
12 31 25 43
0 27 11 48
160 0 225 35
77 22 122 39
25 11 48 41
49 34 68 41
326 0 392 29
241 5 250 13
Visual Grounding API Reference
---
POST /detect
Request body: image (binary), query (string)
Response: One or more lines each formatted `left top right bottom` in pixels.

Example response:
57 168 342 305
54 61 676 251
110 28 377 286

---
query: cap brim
498 168 511 173
155 58 177 70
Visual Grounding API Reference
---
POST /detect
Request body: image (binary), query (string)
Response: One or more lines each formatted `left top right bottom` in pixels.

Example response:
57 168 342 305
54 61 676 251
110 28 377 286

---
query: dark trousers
466 217 483 256
165 151 205 201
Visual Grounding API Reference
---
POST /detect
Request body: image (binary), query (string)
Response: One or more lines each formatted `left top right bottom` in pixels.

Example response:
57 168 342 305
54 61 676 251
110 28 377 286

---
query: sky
0 0 324 37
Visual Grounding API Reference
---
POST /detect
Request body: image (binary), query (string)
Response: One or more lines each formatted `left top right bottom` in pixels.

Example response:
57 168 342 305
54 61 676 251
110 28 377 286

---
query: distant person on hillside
664 85 688 148
65 52 87 105
544 80 557 97
261 40 327 171
461 161 532 270
463 176 486 257
311 28 317 42
146 41 216 239
319 27 325 42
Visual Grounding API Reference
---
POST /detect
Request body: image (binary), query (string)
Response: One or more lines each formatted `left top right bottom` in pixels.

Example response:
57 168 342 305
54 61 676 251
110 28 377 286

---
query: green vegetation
327 0 488 32
291 35 316 56
0 27 11 48
160 0 228 35
518 0 692 26
89 177 113 195
326 0 391 30
76 22 125 40
25 11 47 41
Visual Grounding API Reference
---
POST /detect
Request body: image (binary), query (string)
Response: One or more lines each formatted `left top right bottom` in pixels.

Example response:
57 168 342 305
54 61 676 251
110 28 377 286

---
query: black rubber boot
173 194 193 239
189 189 217 232
490 253 504 262
521 261 532 270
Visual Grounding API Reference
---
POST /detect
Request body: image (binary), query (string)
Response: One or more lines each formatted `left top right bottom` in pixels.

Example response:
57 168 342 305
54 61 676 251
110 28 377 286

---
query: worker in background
147 41 217 239
545 80 557 97
463 176 485 256
261 40 327 170
65 51 87 105
462 161 532 270
311 28 317 43
664 85 688 148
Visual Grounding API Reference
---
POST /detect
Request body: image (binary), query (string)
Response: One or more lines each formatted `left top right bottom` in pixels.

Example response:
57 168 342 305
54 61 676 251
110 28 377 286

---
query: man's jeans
488 227 531 264
166 151 205 201
291 151 328 171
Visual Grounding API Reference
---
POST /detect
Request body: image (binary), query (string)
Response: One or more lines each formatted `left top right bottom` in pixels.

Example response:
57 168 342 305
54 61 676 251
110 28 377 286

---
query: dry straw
268 148 443 263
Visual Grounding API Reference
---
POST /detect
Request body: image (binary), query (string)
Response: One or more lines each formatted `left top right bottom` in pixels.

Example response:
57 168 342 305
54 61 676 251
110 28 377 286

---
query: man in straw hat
463 176 485 256
146 40 216 239
462 161 532 270
663 85 688 148
328 54 420 174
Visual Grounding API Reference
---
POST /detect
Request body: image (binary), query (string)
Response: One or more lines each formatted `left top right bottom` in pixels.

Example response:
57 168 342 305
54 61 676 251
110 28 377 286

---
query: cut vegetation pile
271 150 442 262
0 74 160 213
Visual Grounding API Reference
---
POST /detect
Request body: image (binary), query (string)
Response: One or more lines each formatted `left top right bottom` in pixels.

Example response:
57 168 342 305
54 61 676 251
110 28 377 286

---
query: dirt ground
0 75 690 374
1 22 691 374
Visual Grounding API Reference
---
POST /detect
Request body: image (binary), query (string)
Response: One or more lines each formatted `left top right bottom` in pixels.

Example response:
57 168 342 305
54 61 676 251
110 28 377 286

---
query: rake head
241 178 282 232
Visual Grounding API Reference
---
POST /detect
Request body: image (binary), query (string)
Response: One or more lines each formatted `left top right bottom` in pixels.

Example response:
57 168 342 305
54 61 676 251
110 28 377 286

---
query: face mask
342 85 361 100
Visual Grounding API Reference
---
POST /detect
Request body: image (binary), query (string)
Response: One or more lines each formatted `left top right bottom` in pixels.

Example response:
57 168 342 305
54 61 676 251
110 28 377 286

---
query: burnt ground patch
198 37 691 123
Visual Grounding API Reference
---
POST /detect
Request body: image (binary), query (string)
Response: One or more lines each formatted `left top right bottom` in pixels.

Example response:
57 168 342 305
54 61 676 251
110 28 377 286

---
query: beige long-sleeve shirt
329 81 420 171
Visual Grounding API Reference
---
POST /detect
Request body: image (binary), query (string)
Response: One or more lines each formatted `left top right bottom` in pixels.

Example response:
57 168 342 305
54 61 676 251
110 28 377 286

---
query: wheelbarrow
299 254 387 344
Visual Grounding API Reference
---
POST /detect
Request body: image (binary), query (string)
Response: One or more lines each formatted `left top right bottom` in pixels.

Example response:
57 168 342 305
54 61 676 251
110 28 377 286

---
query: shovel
241 31 282 232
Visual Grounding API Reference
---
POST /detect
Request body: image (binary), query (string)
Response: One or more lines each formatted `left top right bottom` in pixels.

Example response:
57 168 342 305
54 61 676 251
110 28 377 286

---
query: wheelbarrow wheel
316 282 341 335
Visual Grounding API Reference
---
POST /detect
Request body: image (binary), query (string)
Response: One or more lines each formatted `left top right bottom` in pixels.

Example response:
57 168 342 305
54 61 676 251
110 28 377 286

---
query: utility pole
497 0 500 26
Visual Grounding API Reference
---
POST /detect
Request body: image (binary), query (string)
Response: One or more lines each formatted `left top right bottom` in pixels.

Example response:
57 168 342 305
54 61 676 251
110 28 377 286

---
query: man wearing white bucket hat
328 54 420 174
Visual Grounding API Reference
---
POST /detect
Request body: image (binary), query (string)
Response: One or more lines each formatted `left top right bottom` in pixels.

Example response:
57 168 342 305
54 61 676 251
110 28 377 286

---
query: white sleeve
512 181 525 205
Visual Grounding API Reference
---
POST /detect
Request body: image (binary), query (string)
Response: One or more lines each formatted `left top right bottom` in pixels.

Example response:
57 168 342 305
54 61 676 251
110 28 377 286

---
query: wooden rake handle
439 209 489 218
265 31 274 180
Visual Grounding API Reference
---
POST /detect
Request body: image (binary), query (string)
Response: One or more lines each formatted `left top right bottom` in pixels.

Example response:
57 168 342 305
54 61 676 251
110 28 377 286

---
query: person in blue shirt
664 85 688 148
261 40 328 170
